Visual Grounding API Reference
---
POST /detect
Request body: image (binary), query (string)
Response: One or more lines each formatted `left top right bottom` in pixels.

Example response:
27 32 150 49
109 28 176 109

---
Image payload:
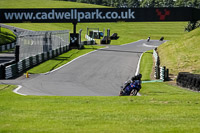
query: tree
96 0 103 5
185 21 200 32
140 0 158 8
160 0 175 7
191 0 200 8
140 0 150 7
127 0 140 8
175 0 187 7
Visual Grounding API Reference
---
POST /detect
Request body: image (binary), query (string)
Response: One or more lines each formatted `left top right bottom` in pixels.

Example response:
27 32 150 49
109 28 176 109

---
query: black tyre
130 89 138 96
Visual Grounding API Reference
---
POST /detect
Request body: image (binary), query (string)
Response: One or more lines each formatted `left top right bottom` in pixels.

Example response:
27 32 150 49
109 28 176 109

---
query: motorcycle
119 74 142 96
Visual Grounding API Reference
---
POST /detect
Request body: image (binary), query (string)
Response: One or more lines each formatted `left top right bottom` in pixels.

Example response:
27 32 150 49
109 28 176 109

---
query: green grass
157 27 200 75
0 27 16 45
7 22 187 45
0 0 107 8
1 36 200 132
0 0 187 45
0 83 200 133
140 50 154 81
1 0 200 132
28 45 105 74
0 48 15 53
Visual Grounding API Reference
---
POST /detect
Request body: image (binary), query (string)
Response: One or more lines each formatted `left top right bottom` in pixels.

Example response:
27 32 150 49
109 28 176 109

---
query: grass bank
28 45 105 74
157 27 200 75
1 42 199 132
0 83 199 133
0 27 16 45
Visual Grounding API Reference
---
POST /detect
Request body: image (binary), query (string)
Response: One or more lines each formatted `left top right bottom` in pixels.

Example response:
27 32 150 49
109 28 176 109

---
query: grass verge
1 1 199 132
0 83 199 133
140 50 154 81
0 43 199 132
28 45 105 74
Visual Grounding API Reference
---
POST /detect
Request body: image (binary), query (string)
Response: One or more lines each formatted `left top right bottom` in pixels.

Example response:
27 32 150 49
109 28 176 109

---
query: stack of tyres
177 72 200 91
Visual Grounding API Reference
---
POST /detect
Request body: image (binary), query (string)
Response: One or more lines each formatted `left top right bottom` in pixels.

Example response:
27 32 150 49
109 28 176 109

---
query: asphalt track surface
1 40 165 96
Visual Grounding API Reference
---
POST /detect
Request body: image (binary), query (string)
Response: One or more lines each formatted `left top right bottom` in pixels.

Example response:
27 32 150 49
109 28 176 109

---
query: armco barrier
153 49 160 79
0 42 16 52
3 45 69 79
153 48 169 81
177 72 200 92
5 63 18 79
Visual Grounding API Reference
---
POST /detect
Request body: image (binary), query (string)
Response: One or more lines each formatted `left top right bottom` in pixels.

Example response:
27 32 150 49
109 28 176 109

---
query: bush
0 27 16 45
185 21 200 32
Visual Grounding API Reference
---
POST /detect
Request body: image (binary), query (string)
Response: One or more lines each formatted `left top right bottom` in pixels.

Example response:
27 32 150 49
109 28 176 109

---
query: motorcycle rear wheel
130 89 138 96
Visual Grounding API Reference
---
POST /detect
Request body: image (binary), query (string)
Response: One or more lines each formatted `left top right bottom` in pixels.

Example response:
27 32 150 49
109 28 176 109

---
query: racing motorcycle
119 74 142 96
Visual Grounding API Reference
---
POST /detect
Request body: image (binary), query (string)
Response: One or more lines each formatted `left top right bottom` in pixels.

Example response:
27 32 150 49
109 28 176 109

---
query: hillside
0 27 16 45
157 27 200 75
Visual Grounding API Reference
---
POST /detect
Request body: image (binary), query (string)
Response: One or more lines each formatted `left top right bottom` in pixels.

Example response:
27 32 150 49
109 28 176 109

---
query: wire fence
17 30 69 60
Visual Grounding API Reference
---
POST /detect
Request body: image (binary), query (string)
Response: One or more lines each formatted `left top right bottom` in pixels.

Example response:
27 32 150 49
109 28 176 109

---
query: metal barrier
0 42 15 52
17 30 69 60
4 45 69 79
153 48 169 81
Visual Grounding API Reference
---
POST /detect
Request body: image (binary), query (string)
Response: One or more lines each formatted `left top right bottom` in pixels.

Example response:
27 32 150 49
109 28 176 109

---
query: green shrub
0 27 16 45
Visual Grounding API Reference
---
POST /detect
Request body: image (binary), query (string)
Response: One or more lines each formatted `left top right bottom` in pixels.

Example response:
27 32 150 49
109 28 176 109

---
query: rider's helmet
138 74 142 79
131 76 136 82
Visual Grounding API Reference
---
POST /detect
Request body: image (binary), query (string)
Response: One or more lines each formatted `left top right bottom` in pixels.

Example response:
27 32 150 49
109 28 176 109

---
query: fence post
15 45 20 62
0 65 5 79
154 65 160 79
165 68 169 81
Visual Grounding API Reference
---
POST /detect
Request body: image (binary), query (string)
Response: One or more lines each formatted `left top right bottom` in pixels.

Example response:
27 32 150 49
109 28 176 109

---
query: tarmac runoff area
1 40 165 96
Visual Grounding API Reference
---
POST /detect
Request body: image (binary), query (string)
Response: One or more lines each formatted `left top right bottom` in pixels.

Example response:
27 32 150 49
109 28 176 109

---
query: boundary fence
0 30 70 79
17 30 69 60
0 42 16 52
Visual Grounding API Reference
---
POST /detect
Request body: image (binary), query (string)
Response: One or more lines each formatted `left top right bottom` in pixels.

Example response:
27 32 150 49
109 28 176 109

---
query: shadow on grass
145 51 153 54
49 50 80 71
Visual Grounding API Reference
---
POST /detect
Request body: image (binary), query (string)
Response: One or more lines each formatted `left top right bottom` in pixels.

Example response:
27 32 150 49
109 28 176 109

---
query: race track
4 40 165 96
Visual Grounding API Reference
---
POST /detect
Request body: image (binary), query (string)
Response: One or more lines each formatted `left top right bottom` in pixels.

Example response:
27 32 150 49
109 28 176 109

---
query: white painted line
135 53 143 97
13 85 27 96
143 43 158 48
44 40 143 74
135 49 149 96
135 52 143 76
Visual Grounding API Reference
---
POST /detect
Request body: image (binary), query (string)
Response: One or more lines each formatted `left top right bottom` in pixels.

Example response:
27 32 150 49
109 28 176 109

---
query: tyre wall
177 72 200 92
